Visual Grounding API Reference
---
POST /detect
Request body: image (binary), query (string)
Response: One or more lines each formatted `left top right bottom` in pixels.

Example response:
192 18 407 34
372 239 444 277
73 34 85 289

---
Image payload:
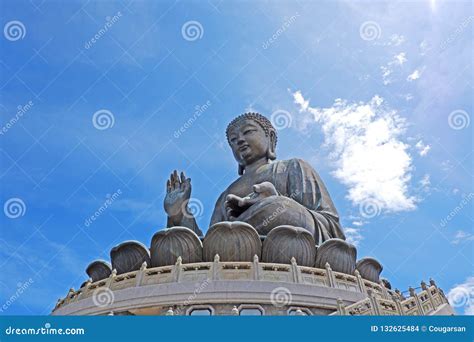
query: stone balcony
52 255 452 316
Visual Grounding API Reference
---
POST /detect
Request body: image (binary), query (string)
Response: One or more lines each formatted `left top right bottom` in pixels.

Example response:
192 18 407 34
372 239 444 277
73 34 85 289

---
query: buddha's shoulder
273 158 311 169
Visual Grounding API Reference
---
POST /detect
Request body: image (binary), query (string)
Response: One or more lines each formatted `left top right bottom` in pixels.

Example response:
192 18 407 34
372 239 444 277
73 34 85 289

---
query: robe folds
210 158 345 243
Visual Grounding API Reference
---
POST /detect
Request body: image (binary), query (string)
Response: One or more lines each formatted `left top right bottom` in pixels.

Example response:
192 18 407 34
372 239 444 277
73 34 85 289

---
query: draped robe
210 158 345 244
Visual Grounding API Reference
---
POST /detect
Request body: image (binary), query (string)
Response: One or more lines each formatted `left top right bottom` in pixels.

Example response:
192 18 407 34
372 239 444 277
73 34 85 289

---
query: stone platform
52 256 452 316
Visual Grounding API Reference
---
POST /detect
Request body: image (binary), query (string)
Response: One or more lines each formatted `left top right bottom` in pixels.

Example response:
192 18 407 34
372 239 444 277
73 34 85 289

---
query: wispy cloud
292 91 417 213
407 68 423 81
451 230 474 245
380 52 407 85
415 140 431 156
343 227 363 247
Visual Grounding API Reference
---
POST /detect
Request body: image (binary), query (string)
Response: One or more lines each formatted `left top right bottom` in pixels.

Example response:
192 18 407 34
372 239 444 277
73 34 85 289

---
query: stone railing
331 280 450 316
54 255 392 312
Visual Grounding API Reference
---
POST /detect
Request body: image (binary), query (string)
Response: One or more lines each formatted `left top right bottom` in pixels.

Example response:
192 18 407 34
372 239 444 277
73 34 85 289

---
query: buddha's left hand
225 182 278 220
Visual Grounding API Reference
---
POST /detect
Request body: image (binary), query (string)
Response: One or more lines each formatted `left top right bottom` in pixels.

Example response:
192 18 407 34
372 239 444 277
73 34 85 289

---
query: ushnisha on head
226 113 277 175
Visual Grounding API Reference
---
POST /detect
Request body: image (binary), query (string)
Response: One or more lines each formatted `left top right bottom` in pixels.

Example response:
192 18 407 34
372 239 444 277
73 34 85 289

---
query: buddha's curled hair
226 112 278 147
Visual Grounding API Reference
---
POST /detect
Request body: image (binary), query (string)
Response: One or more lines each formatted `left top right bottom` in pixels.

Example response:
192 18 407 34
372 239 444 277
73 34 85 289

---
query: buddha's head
226 113 277 175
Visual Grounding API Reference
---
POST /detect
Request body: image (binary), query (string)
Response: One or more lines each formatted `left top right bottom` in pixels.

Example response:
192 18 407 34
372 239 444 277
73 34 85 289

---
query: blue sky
0 0 472 315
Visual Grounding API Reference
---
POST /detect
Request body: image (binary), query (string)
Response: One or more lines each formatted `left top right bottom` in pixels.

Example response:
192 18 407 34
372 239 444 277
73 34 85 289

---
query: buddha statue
163 112 345 245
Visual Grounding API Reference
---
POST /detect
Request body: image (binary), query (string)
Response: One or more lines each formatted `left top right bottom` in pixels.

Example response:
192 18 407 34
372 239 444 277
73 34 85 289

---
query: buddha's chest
226 167 282 197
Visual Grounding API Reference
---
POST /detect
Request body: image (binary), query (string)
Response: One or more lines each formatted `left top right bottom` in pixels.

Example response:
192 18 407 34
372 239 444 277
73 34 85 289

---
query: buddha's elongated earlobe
238 164 245 175
267 131 277 160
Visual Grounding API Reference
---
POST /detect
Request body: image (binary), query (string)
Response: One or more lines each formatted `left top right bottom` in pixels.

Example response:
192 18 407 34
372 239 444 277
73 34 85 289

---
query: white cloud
343 227 363 247
419 174 431 191
293 91 416 213
352 220 364 227
404 94 414 101
407 69 423 81
394 52 407 65
381 66 393 85
381 53 407 85
447 276 474 315
415 140 431 156
376 34 405 47
451 230 474 245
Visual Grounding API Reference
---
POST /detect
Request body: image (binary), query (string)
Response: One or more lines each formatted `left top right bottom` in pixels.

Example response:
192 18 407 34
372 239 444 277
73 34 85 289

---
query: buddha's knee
237 196 315 236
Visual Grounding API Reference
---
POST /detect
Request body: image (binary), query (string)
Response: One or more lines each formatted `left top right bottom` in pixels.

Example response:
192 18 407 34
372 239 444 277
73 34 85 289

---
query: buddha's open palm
164 170 191 217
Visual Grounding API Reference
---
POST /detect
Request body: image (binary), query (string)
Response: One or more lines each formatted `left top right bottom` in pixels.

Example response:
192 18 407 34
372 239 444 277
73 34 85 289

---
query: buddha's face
228 119 269 166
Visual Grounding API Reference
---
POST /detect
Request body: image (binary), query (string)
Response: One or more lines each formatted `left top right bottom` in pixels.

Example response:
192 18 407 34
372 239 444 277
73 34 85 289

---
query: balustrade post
354 270 367 295
172 257 182 283
212 254 220 280
291 257 302 283
336 298 347 315
325 263 336 288
409 286 425 315
135 261 147 287
253 254 260 280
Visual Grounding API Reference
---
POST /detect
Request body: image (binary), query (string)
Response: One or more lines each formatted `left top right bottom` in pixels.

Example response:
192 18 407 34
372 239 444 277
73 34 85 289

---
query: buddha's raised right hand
164 170 191 219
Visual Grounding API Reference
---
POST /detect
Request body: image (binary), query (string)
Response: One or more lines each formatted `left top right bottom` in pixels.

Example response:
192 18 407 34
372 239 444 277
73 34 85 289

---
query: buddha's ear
238 164 245 175
267 131 277 160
